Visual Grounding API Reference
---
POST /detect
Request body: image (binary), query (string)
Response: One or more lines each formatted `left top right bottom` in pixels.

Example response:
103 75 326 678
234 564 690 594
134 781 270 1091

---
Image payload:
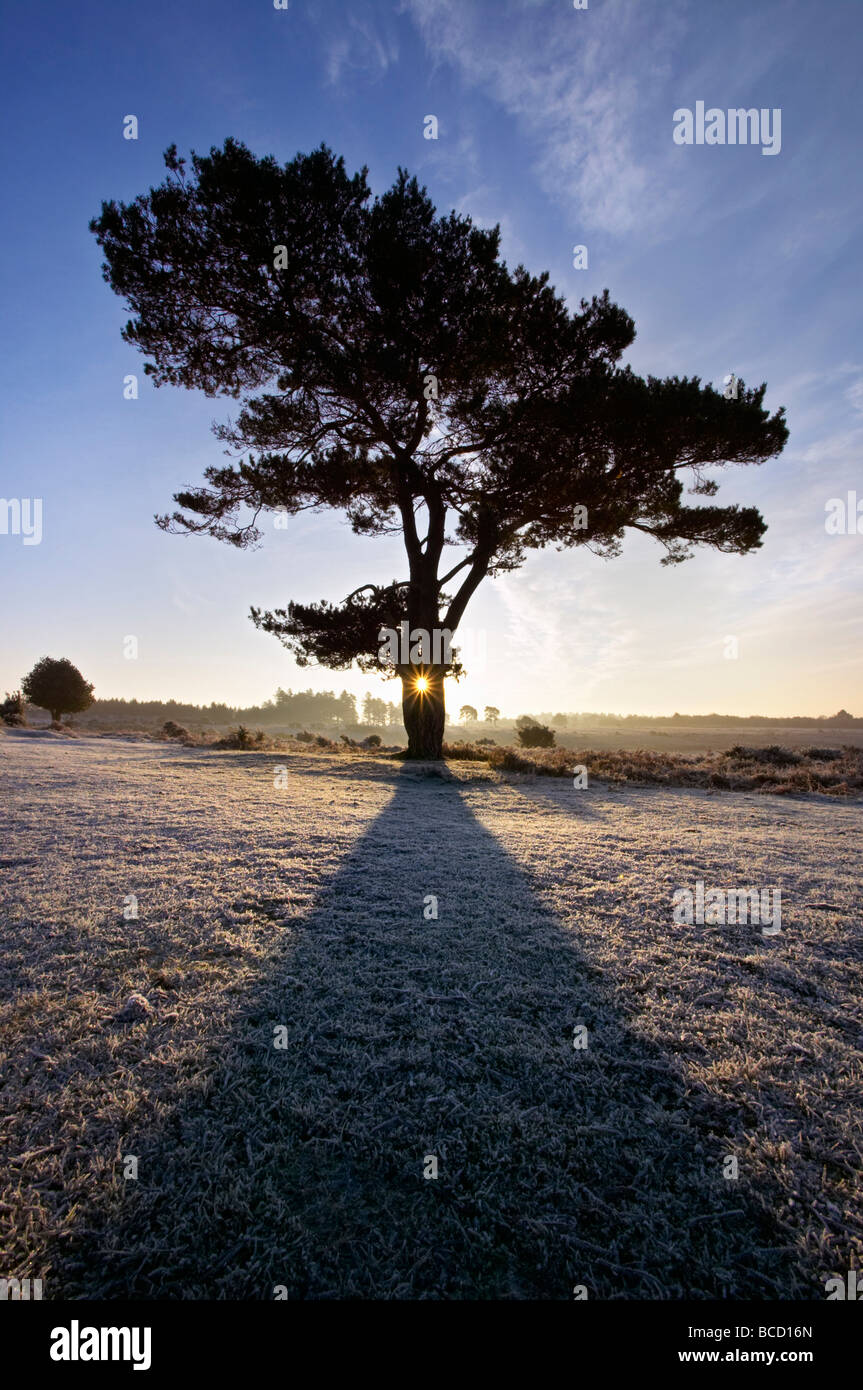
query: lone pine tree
91 139 788 758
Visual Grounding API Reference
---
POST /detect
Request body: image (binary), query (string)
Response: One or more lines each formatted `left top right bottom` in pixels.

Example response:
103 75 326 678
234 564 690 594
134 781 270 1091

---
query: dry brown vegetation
443 741 863 798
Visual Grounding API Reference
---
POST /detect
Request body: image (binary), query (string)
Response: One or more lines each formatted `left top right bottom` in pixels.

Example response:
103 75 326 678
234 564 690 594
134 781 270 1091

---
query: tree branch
439 555 474 587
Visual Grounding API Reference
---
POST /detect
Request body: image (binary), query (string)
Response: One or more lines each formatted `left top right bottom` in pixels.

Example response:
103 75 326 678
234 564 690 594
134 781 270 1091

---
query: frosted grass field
1 731 860 1298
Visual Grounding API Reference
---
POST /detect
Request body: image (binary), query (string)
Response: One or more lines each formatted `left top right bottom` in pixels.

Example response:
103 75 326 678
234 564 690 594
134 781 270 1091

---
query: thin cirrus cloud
401 0 686 238
315 4 401 86
492 565 643 706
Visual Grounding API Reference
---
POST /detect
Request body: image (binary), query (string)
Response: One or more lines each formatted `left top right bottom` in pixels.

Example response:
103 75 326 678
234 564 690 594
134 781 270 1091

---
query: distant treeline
73 688 404 728
550 709 861 728
65 694 861 731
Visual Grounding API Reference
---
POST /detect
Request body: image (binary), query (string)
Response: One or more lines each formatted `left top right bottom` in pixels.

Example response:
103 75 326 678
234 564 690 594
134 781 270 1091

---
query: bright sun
415 676 429 693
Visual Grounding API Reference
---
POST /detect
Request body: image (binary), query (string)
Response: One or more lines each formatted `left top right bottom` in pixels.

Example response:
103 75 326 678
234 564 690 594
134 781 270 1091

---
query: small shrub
363 734 382 748
517 723 556 749
726 744 801 767
214 725 265 750
493 748 535 773
442 741 491 762
295 730 314 742
1 691 26 727
803 746 843 761
162 720 191 741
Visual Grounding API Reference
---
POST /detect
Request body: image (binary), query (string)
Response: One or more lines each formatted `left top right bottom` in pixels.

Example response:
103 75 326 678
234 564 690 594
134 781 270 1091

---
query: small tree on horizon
90 139 788 758
22 657 94 725
459 704 478 726
484 705 500 726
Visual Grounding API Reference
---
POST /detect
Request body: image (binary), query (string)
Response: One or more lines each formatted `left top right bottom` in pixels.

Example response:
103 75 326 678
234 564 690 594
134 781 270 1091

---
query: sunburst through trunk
401 664 446 760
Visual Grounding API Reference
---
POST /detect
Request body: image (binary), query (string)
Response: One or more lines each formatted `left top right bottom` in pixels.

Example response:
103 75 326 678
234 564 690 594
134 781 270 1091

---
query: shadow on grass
52 765 801 1299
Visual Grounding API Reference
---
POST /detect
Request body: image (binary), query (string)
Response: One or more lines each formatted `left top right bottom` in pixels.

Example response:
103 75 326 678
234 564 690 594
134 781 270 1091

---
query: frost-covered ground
1 731 860 1299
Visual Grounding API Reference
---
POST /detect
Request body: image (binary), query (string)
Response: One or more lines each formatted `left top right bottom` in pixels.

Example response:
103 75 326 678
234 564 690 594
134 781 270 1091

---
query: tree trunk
400 664 446 759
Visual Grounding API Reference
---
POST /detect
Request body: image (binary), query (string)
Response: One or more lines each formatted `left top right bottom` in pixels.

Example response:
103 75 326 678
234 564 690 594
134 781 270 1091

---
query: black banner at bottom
3 1298 856 1377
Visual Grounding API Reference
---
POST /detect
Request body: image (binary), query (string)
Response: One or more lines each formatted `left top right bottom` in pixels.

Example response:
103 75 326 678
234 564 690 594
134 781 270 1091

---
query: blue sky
1 0 861 717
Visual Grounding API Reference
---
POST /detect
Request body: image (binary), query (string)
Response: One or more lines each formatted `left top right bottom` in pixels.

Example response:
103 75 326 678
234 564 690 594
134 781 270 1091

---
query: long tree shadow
53 764 800 1299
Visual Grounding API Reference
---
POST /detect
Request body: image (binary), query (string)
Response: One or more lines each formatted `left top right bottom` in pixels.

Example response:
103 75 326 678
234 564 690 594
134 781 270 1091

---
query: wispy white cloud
494 562 642 707
418 128 482 189
311 2 399 86
845 373 863 416
402 0 686 237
